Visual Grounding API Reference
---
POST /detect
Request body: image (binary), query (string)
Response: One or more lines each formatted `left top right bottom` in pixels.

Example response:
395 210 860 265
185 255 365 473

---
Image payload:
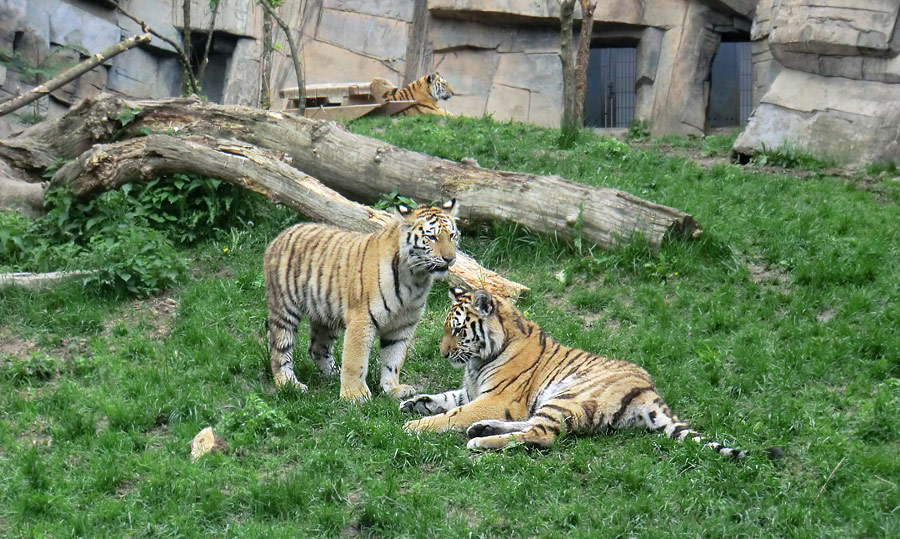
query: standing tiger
263 200 460 402
388 72 454 116
402 288 783 459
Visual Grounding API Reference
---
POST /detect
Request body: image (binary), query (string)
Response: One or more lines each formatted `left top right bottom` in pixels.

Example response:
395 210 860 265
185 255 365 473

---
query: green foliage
372 190 417 211
218 393 291 447
626 118 650 141
116 106 143 127
1 174 281 297
752 141 836 170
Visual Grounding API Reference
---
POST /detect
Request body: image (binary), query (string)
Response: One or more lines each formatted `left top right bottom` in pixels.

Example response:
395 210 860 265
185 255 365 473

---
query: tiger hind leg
466 404 571 450
308 322 339 378
266 315 307 391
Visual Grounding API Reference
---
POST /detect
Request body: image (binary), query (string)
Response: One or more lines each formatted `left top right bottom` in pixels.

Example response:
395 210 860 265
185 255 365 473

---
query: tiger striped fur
402 288 783 459
264 200 459 402
388 72 454 116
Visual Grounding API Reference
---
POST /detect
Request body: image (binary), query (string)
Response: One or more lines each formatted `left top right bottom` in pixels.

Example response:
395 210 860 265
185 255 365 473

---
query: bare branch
0 34 152 117
111 1 199 94
258 1 305 114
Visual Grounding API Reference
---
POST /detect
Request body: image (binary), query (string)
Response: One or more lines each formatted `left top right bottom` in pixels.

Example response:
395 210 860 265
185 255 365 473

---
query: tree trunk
259 1 305 115
558 0 578 135
574 0 597 124
0 96 701 249
47 134 527 297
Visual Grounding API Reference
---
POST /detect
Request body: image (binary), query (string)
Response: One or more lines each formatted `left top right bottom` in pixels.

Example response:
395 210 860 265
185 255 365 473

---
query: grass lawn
1 115 899 537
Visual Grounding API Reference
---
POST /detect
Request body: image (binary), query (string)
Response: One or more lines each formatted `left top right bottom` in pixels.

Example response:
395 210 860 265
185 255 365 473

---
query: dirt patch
817 307 836 324
0 331 38 360
103 295 179 340
746 259 791 294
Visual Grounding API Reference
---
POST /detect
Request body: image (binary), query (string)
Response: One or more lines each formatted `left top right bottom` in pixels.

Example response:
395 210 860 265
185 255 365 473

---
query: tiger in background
387 72 455 116
263 200 460 402
402 288 784 459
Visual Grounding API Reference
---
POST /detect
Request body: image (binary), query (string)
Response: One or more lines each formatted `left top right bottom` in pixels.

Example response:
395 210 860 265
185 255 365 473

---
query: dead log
49 134 528 298
0 96 701 249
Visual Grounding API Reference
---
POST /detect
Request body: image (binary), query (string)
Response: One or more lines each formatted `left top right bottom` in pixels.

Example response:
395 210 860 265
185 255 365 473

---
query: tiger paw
399 395 433 414
339 382 372 403
273 371 308 391
466 434 515 451
466 420 504 439
386 384 417 400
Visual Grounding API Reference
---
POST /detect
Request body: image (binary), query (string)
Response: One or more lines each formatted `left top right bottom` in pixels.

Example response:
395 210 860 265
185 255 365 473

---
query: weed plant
1 116 899 536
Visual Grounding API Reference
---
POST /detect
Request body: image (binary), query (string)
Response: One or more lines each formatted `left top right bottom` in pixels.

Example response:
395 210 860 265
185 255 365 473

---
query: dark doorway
707 39 752 127
584 46 636 128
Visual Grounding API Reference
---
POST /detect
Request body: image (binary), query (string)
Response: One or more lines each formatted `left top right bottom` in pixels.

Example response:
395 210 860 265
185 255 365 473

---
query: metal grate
584 47 636 128
708 40 753 127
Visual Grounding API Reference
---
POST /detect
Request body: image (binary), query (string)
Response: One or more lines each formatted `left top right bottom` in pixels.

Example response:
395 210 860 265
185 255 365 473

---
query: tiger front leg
339 317 375 402
403 398 509 434
466 402 572 450
266 316 308 391
400 389 468 415
378 330 416 399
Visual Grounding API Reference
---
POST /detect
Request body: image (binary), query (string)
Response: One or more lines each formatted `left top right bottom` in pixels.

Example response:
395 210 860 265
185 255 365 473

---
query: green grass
2 115 900 536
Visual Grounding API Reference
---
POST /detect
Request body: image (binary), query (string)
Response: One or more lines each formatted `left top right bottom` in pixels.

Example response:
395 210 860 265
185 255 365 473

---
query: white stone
317 8 410 61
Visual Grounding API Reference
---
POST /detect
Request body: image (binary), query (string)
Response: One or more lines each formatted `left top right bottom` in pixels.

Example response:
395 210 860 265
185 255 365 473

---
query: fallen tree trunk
0 96 701 249
49 134 528 297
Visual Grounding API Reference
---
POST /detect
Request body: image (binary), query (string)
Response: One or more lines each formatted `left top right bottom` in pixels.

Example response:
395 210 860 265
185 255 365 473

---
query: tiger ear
472 290 494 316
426 73 435 84
395 203 416 224
449 286 468 301
442 198 458 218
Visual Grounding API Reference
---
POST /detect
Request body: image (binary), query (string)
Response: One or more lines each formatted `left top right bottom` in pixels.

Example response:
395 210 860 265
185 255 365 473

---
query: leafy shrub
218 393 291 447
1 173 277 297
80 224 187 297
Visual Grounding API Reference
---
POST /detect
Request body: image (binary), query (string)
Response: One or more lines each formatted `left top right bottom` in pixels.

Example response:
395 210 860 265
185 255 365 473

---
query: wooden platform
280 81 416 120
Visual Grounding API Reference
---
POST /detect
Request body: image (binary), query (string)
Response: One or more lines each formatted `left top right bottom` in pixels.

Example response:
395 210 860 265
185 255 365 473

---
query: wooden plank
375 100 418 115
303 104 380 121
280 82 373 100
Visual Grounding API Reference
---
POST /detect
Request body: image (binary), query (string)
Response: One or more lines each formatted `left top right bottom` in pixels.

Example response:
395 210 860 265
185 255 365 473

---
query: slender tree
558 0 578 146
574 0 597 124
258 0 306 115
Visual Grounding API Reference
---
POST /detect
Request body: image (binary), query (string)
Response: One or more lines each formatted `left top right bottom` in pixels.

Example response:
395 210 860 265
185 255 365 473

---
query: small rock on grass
190 426 229 462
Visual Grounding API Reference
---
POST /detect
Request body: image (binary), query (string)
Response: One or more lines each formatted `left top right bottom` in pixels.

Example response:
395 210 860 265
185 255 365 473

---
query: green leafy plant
373 190 417 211
218 393 291 447
626 118 650 141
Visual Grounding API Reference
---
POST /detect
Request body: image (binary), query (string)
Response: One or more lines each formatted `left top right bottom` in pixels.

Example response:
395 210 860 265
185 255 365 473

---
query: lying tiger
387 72 454 116
402 288 783 459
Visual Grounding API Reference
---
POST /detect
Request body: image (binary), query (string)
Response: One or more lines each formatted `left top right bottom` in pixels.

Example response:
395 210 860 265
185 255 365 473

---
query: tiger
388 72 455 116
263 200 460 402
402 287 784 460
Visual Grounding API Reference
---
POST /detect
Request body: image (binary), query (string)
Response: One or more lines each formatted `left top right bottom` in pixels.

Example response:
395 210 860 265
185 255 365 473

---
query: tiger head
441 287 511 368
397 199 459 276
426 72 454 101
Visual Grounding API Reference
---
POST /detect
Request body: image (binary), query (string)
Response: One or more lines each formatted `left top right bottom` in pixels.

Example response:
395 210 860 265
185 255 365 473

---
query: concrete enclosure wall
2 0 898 166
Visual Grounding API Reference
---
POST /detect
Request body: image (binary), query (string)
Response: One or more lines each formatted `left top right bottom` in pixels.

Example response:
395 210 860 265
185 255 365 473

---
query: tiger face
398 199 459 276
440 287 505 367
426 72 454 101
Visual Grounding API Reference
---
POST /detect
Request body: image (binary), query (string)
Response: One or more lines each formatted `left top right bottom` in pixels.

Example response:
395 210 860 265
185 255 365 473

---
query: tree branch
111 1 199 94
0 34 152 117
49 134 528 297
258 1 305 114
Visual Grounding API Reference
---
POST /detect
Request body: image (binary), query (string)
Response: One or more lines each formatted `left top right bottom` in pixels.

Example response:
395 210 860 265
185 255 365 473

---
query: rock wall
2 0 898 166
735 0 900 166
0 0 264 136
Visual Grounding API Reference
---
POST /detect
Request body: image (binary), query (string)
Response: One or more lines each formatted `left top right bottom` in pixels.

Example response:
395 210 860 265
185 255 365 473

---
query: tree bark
558 0 577 134
0 34 152 117
259 1 305 115
48 134 527 297
574 0 597 125
0 96 702 248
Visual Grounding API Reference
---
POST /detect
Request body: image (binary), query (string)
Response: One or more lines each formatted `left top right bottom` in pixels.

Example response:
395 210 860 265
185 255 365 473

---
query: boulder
734 69 900 167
